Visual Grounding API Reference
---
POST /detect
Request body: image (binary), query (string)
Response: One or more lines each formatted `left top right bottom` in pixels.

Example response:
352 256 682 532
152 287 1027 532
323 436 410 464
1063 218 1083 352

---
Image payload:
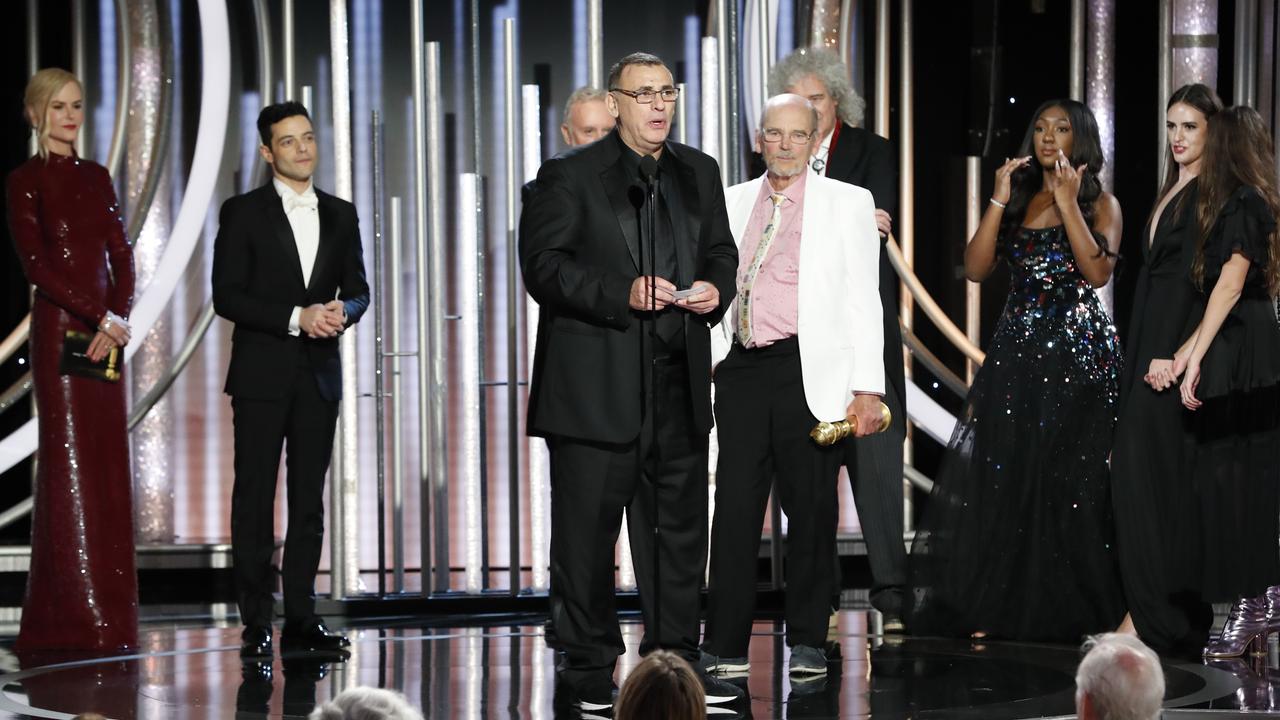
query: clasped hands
1144 353 1204 410
300 300 348 338
88 310 131 363
628 276 719 315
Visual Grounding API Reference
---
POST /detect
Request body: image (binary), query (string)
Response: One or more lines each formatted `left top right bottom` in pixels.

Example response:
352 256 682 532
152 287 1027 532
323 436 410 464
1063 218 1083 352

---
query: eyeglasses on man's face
611 87 681 104
760 128 813 144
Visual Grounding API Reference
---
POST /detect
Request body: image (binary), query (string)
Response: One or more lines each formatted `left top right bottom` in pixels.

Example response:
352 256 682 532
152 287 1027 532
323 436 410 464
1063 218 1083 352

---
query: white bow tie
283 192 318 213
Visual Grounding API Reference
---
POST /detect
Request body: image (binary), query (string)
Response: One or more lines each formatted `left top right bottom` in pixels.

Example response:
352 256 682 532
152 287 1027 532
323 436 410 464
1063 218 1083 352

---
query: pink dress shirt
736 172 806 348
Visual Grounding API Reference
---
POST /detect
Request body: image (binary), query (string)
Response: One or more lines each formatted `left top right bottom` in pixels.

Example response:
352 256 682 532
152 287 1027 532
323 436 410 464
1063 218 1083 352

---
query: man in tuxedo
700 94 885 678
770 47 908 630
212 101 369 660
520 52 740 712
560 86 616 148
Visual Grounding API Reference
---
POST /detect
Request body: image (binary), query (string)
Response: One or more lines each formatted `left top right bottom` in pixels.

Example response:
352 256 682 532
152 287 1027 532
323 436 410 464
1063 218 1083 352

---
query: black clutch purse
59 330 121 382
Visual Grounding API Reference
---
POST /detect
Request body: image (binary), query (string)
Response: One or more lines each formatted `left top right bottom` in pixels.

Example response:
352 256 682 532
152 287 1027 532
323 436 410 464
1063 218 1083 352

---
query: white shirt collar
272 177 316 201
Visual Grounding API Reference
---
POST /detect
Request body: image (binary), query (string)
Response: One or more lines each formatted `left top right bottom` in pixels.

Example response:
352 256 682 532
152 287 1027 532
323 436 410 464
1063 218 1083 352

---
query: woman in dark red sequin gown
5 69 137 652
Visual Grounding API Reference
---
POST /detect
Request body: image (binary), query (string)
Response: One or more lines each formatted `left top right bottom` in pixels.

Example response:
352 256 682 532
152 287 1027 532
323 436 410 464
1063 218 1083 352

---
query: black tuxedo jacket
520 131 739 444
825 123 905 406
211 183 370 403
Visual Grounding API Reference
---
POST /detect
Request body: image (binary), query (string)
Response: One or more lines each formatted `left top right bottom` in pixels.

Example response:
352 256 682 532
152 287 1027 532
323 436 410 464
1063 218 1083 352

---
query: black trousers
547 359 709 690
703 338 843 656
841 378 907 614
230 358 339 628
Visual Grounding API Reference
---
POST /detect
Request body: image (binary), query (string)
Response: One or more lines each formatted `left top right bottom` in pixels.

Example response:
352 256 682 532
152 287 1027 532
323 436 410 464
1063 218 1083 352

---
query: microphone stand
641 158 662 647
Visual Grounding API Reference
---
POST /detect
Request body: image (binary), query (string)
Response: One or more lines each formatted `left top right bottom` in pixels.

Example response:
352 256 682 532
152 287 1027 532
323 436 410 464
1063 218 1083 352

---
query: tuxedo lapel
310 193 338 296
823 122 857 182
601 159 643 273
260 185 307 291
667 147 701 287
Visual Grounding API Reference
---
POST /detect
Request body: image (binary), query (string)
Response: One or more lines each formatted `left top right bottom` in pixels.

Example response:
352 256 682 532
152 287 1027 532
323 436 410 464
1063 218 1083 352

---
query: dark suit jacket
520 131 739 444
211 183 370 403
825 123 905 406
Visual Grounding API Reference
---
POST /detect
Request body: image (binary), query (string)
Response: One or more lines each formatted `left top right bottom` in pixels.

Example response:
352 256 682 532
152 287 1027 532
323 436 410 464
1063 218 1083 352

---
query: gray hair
768 47 865 128
1074 634 1164 720
562 86 609 124
607 52 666 91
309 687 424 720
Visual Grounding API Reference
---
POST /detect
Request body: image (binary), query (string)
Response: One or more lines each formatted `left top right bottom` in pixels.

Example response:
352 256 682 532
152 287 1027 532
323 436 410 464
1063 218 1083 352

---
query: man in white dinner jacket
699 93 885 678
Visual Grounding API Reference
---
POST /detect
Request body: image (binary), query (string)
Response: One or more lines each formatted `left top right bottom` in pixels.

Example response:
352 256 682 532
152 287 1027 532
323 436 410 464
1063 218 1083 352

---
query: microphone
639 155 659 185
810 401 893 446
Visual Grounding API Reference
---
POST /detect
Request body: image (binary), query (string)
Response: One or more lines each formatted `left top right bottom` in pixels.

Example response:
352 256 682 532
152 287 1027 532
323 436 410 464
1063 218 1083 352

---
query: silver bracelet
989 197 1007 209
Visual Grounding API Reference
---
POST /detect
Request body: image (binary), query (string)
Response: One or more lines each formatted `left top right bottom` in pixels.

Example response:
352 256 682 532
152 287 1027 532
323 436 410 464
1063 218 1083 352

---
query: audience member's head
614 650 705 720
1075 633 1164 720
560 86 615 147
309 686 424 720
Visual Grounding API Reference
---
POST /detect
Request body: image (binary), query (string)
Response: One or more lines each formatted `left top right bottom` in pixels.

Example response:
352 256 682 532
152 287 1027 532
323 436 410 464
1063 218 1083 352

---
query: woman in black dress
1174 106 1280 657
1111 84 1221 657
908 100 1126 641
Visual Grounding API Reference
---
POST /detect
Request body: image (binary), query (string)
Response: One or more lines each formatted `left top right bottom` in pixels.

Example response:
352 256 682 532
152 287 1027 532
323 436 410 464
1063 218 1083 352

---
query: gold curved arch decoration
885 235 986 367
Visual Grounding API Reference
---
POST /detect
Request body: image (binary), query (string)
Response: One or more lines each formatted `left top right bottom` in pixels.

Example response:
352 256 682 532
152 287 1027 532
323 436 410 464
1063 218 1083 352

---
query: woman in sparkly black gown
1110 84 1221 658
908 100 1126 641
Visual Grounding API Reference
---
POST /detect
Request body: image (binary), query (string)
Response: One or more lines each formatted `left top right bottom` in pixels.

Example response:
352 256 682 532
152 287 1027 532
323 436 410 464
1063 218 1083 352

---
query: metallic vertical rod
587 0 604 88
1235 0 1257 107
72 0 87 157
521 84 550 592
329 0 358 599
1069 0 1085 101
283 0 295 100
898 0 915 527
838 0 853 61
458 173 484 594
26 0 38 157
389 196 406 593
1158 0 1172 185
503 18 522 595
725 0 742 184
411 1 432 593
964 156 981 385
700 37 721 169
425 42 451 592
106 0 131 180
874 0 890 138
372 110 387 597
251 0 274 187
470 0 481 173
715 0 729 175
898 1 914 354
301 85 313 114
676 82 688 145
758 0 773 98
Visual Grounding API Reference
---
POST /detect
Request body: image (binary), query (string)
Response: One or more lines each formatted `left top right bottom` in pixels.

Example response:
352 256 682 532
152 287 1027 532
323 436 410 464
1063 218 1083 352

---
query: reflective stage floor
0 611 1272 719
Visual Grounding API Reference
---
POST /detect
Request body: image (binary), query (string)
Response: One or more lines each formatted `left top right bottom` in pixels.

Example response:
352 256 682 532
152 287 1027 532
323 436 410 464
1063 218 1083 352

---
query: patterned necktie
737 193 786 346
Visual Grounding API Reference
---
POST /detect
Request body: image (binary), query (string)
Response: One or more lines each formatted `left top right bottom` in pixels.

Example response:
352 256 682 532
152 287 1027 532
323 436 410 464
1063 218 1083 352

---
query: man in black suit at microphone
520 52 739 712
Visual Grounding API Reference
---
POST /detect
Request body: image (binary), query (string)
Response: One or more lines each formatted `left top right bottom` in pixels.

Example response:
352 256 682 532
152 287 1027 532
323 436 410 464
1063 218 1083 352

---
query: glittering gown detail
908 224 1125 641
5 152 137 652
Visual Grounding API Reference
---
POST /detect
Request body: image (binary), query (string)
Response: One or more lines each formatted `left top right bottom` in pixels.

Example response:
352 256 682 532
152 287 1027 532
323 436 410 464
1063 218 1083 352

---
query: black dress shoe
280 619 351 654
240 625 273 660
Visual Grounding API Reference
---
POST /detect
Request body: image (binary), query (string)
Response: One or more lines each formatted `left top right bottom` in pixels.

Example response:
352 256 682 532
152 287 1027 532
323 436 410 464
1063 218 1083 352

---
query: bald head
761 93 820 133
757 94 819 186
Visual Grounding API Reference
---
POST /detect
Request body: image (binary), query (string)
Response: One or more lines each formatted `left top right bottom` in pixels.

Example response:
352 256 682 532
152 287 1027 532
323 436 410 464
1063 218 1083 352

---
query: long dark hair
1148 84 1222 230
998 99 1111 256
1193 105 1280 294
